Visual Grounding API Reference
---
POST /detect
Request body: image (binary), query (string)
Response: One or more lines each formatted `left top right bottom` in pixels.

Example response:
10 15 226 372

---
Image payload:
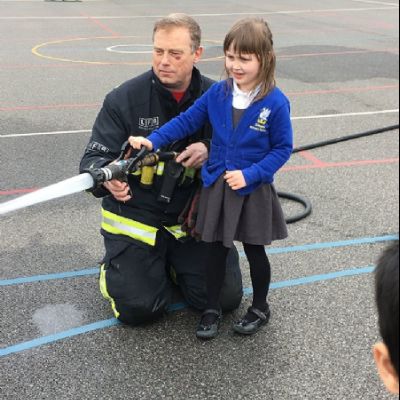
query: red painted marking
1 158 398 196
1 85 397 112
275 24 398 34
0 63 96 70
282 158 399 172
370 21 398 30
275 27 344 34
298 151 328 167
0 43 397 71
288 84 399 97
331 20 398 40
0 47 397 71
0 62 132 70
80 13 120 37
278 48 399 60
0 188 37 196
0 103 100 112
338 15 398 32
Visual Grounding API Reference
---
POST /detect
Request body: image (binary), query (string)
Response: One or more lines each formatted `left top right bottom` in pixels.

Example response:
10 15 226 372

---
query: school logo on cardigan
250 108 271 132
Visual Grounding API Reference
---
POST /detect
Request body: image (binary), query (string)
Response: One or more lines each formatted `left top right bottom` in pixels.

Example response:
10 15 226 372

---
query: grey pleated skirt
195 175 288 248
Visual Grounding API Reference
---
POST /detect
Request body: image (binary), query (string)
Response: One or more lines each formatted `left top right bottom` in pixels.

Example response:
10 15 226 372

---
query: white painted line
0 129 91 138
292 109 400 121
106 44 153 54
0 6 398 20
1 110 398 139
0 0 102 2
350 0 399 6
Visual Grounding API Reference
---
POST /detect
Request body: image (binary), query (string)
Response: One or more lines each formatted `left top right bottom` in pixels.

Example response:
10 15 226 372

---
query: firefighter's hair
153 13 202 53
224 18 276 100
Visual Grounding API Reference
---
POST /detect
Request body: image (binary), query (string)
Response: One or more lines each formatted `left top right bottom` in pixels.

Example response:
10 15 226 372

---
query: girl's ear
374 342 400 395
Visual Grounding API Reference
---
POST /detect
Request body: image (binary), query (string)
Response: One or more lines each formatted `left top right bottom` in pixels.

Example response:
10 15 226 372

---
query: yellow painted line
32 36 223 66
32 36 145 66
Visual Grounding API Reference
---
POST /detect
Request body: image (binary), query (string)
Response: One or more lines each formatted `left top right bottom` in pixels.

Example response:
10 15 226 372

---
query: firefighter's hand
176 142 208 169
128 136 153 151
224 170 247 191
103 180 132 202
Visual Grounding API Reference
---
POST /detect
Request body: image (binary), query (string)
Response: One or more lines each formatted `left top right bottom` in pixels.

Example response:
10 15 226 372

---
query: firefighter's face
153 27 203 92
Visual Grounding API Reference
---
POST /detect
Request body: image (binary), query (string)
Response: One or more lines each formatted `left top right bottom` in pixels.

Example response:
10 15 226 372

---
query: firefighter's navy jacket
80 68 214 233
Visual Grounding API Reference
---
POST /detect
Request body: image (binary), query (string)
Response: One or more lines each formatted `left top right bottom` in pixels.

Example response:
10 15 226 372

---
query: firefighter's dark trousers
100 229 243 326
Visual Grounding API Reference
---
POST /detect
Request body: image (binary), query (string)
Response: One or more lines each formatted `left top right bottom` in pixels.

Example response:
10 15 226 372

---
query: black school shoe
233 305 271 335
196 309 222 340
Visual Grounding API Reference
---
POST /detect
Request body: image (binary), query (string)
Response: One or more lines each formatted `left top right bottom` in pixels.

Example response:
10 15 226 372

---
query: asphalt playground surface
0 0 399 399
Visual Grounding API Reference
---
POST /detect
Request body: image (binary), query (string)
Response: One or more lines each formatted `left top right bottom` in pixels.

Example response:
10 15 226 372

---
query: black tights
205 242 271 311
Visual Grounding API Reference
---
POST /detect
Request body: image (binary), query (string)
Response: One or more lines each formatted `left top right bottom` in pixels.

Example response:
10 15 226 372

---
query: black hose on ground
292 124 399 154
278 191 313 224
279 124 399 223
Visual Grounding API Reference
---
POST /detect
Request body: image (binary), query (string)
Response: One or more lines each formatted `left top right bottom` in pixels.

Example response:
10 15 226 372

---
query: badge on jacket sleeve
250 108 271 133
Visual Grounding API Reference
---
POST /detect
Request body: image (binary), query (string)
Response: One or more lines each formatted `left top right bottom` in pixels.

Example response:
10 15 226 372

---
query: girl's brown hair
223 18 276 100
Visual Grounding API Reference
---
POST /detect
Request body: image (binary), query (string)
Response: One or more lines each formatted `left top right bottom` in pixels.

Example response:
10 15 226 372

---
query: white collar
232 81 261 109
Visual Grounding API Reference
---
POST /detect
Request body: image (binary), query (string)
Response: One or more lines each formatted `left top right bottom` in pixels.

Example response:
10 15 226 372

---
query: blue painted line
243 265 375 295
0 268 99 286
0 264 376 358
0 234 396 287
239 234 398 258
270 266 375 289
0 318 120 357
167 302 187 312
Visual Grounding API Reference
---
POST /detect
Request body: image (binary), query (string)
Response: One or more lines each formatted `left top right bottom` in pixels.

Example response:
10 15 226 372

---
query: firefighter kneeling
79 13 243 325
82 144 243 326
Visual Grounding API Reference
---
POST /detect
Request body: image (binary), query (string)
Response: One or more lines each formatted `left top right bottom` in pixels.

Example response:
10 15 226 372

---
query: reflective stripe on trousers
99 264 120 319
101 208 187 246
102 208 158 246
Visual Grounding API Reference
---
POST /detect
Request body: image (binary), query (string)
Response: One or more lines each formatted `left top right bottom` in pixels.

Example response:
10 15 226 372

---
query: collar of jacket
151 67 203 106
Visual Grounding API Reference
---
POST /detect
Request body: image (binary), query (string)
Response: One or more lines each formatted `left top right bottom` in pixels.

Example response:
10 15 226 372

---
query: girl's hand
224 170 247 191
128 136 153 151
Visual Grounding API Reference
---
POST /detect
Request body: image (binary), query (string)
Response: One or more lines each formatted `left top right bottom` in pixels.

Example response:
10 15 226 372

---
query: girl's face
225 44 261 92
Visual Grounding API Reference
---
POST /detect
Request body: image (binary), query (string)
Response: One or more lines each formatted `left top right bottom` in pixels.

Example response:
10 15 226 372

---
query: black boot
196 309 222 340
233 305 270 335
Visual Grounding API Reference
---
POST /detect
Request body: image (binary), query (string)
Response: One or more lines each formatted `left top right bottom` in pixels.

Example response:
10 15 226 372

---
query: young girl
130 18 293 339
